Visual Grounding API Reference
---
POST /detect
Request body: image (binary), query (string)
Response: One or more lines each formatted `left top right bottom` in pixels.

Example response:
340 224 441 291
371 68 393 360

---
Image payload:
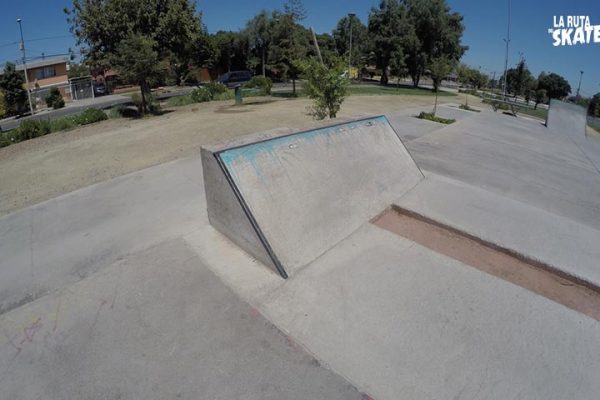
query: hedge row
0 108 107 147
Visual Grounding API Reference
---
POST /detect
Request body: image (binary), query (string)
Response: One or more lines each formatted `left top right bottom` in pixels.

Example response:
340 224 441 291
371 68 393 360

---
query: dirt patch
373 207 600 321
0 95 447 215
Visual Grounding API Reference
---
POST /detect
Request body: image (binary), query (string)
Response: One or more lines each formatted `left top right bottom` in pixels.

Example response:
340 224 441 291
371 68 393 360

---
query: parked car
93 83 107 96
217 70 253 88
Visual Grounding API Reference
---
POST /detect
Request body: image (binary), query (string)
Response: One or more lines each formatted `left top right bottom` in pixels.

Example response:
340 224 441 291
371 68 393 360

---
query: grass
588 121 600 135
459 104 480 112
514 106 547 120
417 111 455 124
347 84 456 97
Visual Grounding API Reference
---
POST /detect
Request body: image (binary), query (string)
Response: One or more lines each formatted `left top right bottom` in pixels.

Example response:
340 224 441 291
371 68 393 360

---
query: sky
1 0 599 96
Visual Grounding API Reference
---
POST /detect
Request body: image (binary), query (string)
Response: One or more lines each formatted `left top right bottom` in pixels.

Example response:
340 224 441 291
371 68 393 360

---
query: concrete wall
202 116 424 278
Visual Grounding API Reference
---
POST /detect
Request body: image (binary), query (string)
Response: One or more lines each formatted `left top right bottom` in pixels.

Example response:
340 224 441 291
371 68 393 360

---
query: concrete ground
1 98 599 398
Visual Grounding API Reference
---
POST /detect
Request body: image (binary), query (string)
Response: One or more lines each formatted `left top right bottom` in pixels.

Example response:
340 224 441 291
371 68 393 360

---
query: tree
111 34 161 113
65 0 207 89
268 11 309 94
0 62 29 117
0 91 6 119
212 31 251 73
333 16 370 68
428 56 454 115
588 93 600 117
245 11 273 76
67 63 90 79
403 0 467 87
296 57 348 119
537 72 571 99
283 0 307 21
533 88 548 109
506 59 533 97
368 0 410 85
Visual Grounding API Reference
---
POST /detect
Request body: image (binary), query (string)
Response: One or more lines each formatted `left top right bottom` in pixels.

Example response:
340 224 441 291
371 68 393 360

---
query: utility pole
17 18 34 115
576 70 584 98
348 13 355 80
502 0 511 99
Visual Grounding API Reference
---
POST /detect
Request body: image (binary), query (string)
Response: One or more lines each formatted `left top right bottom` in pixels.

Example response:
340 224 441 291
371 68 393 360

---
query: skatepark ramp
546 99 587 136
202 116 424 278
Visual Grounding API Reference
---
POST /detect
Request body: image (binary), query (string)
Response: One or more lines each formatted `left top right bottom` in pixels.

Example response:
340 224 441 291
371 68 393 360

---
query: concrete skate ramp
546 99 587 136
202 116 423 278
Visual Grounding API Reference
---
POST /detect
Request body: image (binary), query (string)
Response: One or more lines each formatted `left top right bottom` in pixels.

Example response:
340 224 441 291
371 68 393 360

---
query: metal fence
30 77 94 109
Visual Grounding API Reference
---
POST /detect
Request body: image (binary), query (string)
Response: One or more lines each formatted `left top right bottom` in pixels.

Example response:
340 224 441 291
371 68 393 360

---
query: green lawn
516 106 548 120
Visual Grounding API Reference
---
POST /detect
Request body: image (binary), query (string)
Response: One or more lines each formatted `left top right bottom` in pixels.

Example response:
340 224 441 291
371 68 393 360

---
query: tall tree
428 56 454 115
212 31 250 73
268 11 309 94
537 72 571 99
403 0 467 87
65 0 208 101
368 0 410 85
0 62 29 116
283 0 307 22
111 34 161 113
245 11 273 76
506 59 533 97
333 16 370 68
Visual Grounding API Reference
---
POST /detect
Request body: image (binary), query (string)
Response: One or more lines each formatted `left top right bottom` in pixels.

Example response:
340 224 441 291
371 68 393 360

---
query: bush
166 95 196 107
417 112 455 124
73 108 107 125
459 104 480 112
203 81 228 97
45 87 65 109
245 76 273 95
295 58 348 119
0 91 6 119
213 91 235 101
190 87 212 103
50 117 77 131
17 119 51 140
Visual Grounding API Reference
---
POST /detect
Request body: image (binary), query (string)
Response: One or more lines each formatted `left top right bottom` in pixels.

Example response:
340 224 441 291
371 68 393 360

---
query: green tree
0 62 29 117
296 57 348 119
0 91 6 119
537 72 571 99
507 59 534 97
111 34 161 113
268 10 309 94
333 16 370 68
533 88 548 109
212 31 251 73
588 93 600 117
65 0 207 87
368 0 410 85
428 56 454 115
245 11 273 76
403 0 467 87
67 63 90 79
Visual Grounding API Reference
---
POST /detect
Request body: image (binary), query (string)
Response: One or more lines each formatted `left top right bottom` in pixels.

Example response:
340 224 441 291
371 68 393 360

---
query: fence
30 77 95 109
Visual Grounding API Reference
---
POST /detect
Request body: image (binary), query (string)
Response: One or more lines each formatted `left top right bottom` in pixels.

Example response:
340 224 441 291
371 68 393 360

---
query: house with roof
0 56 95 108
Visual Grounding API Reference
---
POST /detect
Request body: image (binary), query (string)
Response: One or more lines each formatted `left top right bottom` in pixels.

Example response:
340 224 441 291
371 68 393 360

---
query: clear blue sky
1 0 598 96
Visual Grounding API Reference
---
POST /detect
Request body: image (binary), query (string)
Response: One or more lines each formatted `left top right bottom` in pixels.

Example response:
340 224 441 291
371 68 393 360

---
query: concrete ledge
394 172 600 289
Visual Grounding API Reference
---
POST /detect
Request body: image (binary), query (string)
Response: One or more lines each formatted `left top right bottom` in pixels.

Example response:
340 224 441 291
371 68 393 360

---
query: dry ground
0 94 457 215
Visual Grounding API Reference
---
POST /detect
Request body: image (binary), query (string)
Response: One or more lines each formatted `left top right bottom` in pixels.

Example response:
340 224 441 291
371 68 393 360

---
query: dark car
93 83 107 96
217 70 253 88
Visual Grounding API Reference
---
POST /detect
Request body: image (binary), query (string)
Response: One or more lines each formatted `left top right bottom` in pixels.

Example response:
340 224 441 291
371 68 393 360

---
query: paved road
0 87 194 131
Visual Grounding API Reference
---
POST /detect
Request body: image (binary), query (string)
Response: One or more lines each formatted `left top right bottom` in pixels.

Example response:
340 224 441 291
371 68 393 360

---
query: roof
0 56 69 74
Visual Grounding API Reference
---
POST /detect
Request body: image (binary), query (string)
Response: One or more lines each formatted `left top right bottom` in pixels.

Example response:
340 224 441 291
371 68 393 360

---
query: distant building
0 56 95 108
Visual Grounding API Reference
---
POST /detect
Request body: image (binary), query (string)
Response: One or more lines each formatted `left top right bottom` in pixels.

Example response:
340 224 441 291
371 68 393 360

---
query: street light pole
17 18 34 115
502 0 511 99
348 13 355 80
576 70 584 98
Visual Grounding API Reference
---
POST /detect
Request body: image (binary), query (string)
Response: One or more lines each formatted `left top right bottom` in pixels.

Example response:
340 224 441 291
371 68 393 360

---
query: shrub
213 91 235 101
0 91 6 119
295 58 348 119
45 87 65 109
245 76 273 95
459 104 480 112
0 130 22 147
190 87 212 103
50 117 77 131
417 112 455 124
17 119 51 140
203 81 228 97
73 108 107 125
166 95 196 107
